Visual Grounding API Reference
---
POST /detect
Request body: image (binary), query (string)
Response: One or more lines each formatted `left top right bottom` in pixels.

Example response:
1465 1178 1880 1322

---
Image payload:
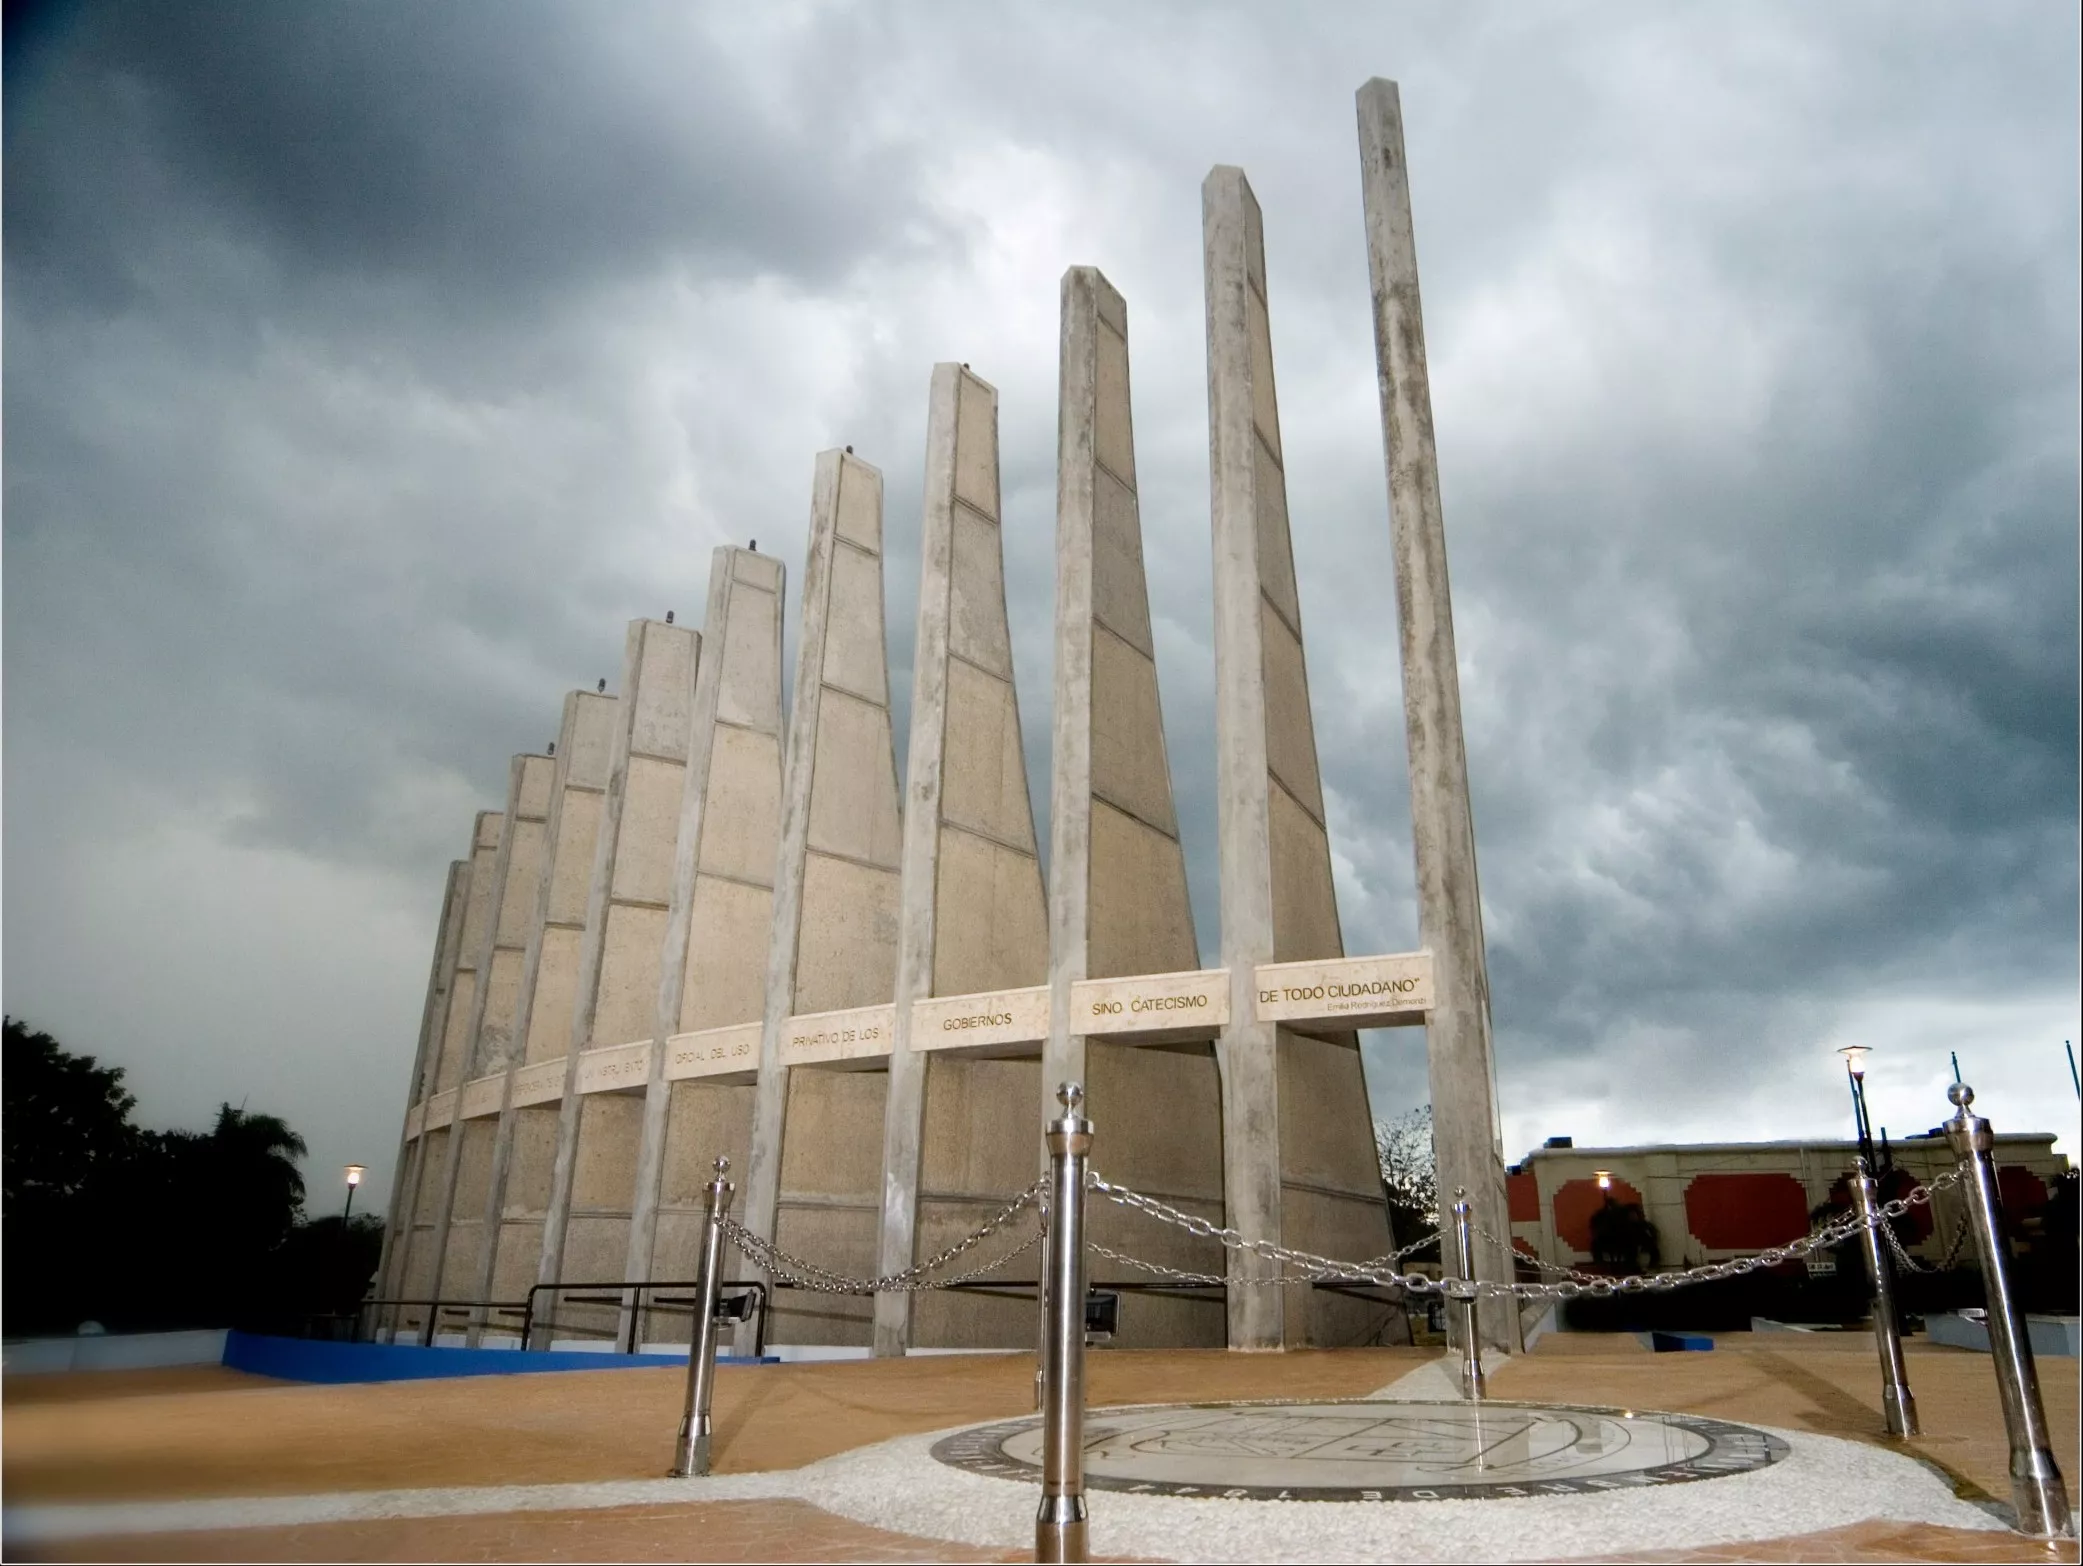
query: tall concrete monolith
466 688 619 1323
396 808 503 1331
741 451 904 1349
374 856 469 1332
1047 269 1228 1347
1357 79 1517 1352
624 546 785 1306
429 752 556 1302
874 365 1049 1356
1204 165 1395 1349
535 620 701 1318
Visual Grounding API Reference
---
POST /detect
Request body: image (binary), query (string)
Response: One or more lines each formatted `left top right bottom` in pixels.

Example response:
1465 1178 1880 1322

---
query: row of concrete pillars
373 78 1520 1359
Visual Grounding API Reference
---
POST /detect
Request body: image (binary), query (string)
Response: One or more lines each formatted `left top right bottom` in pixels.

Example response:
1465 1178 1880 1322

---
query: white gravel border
796 1411 2003 1563
4 1398 2005 1562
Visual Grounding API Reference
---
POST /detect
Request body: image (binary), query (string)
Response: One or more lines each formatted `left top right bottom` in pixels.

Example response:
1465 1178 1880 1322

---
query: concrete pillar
536 619 701 1325
624 546 785 1314
374 857 468 1332
1047 268 1227 1348
397 809 503 1333
741 450 903 1350
465 689 619 1326
1204 166 1392 1349
428 753 556 1307
1356 79 1519 1352
874 365 1049 1356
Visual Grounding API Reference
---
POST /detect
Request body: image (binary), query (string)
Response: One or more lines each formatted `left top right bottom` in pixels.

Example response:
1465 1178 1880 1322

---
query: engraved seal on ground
930 1399 1789 1501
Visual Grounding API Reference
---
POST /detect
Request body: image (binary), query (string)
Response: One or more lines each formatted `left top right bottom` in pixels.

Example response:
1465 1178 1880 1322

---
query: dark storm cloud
5 0 931 316
4 1 2075 1207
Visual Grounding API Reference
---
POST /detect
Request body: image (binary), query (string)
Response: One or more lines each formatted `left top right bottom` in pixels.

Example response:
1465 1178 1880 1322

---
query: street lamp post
336 1165 368 1340
1836 1046 1874 1168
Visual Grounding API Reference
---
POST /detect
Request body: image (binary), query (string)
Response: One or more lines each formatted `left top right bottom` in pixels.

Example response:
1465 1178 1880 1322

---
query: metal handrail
524 1277 768 1357
352 1297 530 1343
353 1281 766 1358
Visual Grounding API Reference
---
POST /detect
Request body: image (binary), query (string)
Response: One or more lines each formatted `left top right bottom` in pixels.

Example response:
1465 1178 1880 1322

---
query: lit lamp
1836 1045 1875 1167
1595 1169 1613 1194
342 1163 366 1224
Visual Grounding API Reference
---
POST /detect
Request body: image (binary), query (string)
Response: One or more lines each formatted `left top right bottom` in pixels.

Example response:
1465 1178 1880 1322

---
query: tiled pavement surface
4 1337 2075 1562
1 1347 1428 1503
11 1500 1036 1563
1562 1518 2080 1563
1490 1337 2078 1518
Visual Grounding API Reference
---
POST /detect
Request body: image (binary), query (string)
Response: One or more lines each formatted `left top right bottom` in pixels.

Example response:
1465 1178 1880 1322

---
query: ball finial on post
713 1155 731 1177
1057 1082 1084 1114
1947 1082 1974 1110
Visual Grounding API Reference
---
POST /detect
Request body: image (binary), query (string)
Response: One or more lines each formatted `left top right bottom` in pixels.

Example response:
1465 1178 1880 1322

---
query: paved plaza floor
2 1336 2074 1562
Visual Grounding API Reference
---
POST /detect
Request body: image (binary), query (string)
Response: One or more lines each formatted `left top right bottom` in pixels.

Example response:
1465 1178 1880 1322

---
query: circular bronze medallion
930 1399 1788 1501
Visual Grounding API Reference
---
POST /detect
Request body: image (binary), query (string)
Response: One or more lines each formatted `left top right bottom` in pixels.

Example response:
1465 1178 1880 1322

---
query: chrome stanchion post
1944 1084 2071 1539
1036 1083 1092 1565
670 1156 735 1479
1851 1157 1918 1437
1034 1201 1050 1413
1450 1188 1485 1401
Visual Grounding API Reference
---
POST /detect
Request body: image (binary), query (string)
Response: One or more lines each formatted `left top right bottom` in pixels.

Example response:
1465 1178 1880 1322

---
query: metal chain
706 1161 1971 1305
1091 1241 1224 1286
1083 1164 1969 1304
724 1217 1045 1296
1881 1217 1933 1274
718 1178 1045 1296
1089 1228 1440 1289
1087 1171 1430 1283
1937 1211 1973 1271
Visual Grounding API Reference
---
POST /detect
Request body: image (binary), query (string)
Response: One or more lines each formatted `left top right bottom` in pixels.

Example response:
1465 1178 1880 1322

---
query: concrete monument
740 451 905 1347
875 364 1050 1356
1047 269 1227 1346
385 96 1507 1362
535 619 701 1314
373 857 468 1329
394 809 502 1326
466 688 619 1321
1356 79 1517 1351
624 546 786 1300
1204 165 1396 1350
429 752 556 1303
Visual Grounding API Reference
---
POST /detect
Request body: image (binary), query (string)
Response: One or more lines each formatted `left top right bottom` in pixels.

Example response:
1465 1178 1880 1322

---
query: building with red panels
1506 1132 2070 1272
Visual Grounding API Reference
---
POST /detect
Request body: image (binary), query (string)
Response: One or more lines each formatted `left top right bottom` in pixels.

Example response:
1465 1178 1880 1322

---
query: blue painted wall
222 1331 771 1384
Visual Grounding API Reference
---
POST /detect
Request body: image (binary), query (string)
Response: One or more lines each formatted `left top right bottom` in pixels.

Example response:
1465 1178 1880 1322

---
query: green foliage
3 1018 377 1336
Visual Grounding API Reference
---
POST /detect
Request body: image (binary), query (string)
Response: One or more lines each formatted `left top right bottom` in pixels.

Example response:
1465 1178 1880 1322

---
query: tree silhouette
198 1103 309 1243
1589 1198 1661 1273
3 1021 371 1336
4 1017 140 1208
1374 1106 1442 1261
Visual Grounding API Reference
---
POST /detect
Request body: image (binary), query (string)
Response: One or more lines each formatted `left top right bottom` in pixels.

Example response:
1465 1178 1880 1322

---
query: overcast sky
5 2 2077 1219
